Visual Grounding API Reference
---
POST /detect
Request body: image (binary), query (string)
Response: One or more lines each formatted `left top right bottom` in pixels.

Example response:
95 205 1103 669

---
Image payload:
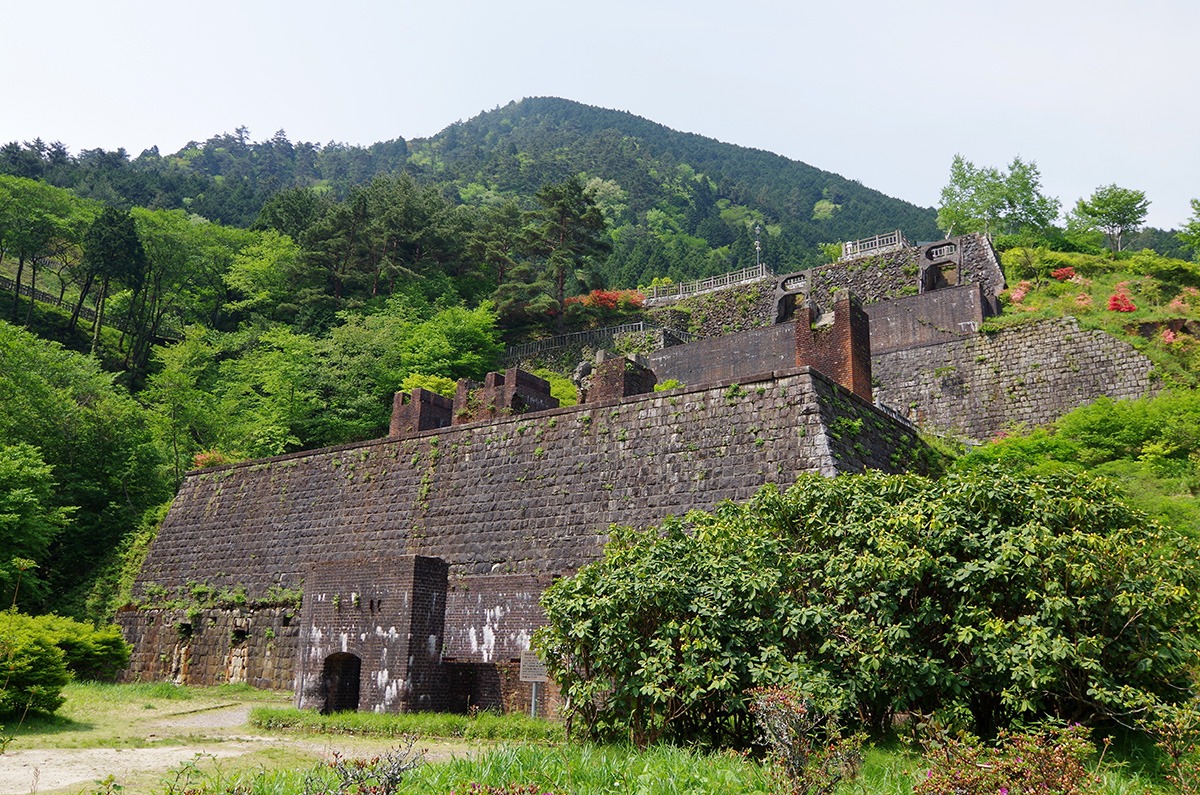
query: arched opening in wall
320 652 361 714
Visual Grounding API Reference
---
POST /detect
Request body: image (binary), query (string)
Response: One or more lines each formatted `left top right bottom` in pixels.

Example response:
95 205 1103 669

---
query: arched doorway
320 652 361 714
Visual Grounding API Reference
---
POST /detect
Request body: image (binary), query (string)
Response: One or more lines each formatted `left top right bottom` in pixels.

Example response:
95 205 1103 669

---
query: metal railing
505 321 696 362
874 400 917 430
841 229 909 260
0 274 98 322
644 263 772 303
0 273 182 340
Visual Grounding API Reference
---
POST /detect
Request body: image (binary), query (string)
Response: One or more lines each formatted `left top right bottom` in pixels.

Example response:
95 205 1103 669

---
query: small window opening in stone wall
176 622 193 641
231 628 249 645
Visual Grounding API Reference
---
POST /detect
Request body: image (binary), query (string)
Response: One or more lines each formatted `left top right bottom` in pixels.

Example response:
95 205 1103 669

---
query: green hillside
2 98 938 285
407 97 940 283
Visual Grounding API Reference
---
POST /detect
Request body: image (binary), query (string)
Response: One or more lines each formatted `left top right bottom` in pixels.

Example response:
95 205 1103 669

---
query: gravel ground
0 702 459 795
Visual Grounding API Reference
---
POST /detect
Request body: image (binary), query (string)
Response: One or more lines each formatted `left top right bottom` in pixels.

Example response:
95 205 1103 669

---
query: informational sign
519 649 548 683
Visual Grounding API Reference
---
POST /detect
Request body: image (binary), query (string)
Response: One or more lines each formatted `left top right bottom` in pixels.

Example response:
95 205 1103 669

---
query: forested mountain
405 98 941 282
1 98 938 282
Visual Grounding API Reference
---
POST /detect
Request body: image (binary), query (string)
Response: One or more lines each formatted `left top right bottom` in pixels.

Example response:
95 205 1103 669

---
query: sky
3 0 1196 229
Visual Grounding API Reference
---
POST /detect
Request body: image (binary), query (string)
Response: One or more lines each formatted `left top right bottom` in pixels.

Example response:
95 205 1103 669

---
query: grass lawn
0 684 1181 795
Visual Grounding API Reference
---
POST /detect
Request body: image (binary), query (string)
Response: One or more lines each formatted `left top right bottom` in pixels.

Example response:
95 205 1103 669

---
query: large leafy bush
0 611 70 717
536 469 1200 745
0 611 131 718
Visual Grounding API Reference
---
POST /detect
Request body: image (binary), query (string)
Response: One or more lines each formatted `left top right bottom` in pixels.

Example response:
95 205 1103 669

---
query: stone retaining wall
873 318 1156 440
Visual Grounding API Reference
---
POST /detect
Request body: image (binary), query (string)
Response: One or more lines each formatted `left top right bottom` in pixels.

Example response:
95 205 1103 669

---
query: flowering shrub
1074 293 1093 308
310 741 424 795
1168 286 1200 313
1051 266 1076 281
1144 697 1200 795
1107 292 1137 312
192 449 233 469
1007 280 1033 304
748 687 863 795
1163 329 1178 344
913 724 1102 795
563 289 644 312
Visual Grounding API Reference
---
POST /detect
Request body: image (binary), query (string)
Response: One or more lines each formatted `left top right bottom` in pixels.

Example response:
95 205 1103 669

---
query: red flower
1107 293 1137 312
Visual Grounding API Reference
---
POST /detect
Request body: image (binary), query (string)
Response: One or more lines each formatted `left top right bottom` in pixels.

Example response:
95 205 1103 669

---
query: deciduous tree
1074 184 1150 252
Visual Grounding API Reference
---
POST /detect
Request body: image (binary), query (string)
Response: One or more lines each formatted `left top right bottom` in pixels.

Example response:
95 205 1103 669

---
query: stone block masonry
123 365 932 709
873 317 1155 441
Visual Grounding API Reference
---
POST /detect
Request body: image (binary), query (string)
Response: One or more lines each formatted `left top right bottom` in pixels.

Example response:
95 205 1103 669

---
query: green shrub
0 610 70 717
32 614 130 681
537 469 1200 745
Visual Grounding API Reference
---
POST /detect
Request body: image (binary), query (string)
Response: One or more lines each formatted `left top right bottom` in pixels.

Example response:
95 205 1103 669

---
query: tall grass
179 743 775 795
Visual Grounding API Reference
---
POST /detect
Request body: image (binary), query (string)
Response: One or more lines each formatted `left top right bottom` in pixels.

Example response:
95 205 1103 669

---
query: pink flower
1162 329 1177 344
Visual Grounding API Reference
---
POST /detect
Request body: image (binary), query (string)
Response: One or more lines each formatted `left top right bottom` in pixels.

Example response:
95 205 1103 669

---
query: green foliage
84 500 172 621
958 391 1200 533
937 155 1059 237
0 444 71 607
0 610 70 716
1074 184 1151 252
0 320 167 617
1179 198 1200 262
531 368 578 406
653 378 685 392
398 372 457 398
18 613 129 681
538 470 1200 746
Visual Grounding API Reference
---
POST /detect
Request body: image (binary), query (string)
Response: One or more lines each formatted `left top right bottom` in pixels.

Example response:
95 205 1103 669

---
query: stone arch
320 652 361 714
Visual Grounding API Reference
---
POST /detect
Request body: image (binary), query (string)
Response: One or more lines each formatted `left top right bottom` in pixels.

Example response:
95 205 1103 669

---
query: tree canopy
936 154 1060 238
1073 184 1151 252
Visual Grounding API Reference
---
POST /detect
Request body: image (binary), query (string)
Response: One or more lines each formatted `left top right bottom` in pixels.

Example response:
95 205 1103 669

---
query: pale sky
3 0 1196 229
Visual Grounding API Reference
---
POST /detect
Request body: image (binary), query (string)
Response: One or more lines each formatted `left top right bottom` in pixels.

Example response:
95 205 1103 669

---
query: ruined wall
874 317 1155 440
806 234 1005 308
119 605 299 689
646 323 795 386
647 277 777 337
294 556 448 713
127 367 930 693
135 368 927 600
865 283 990 355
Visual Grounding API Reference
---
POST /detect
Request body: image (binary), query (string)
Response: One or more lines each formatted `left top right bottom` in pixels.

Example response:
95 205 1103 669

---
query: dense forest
1 96 1198 631
0 98 942 283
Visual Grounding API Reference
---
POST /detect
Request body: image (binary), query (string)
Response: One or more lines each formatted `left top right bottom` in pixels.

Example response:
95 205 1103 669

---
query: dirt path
0 700 464 795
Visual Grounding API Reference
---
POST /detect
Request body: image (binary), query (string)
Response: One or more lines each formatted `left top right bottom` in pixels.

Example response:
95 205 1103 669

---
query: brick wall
864 283 991 355
646 324 795 386
294 556 448 713
796 292 873 402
